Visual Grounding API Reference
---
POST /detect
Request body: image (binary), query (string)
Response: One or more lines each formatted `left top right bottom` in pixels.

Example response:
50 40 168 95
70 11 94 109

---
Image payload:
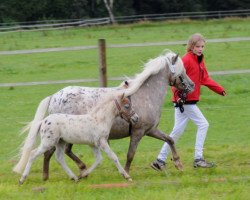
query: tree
103 0 116 23
206 0 250 11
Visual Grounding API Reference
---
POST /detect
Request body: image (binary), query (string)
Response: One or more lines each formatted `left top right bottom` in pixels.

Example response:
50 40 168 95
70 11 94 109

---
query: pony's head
163 51 194 93
117 50 194 97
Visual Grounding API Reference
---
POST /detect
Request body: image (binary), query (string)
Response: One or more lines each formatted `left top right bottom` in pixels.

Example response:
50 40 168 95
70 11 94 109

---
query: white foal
19 92 139 184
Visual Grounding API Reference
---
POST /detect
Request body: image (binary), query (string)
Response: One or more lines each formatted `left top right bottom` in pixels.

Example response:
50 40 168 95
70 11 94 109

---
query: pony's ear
172 54 179 65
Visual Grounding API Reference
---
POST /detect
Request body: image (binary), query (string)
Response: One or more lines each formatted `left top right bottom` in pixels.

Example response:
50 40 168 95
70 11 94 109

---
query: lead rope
127 96 133 136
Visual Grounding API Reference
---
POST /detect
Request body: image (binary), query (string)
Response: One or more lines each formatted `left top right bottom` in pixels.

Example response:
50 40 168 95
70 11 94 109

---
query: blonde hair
186 33 205 52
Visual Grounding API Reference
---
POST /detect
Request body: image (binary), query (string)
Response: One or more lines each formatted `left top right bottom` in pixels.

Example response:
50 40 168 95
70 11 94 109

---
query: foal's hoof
74 179 79 183
71 177 79 183
19 176 26 185
126 177 133 182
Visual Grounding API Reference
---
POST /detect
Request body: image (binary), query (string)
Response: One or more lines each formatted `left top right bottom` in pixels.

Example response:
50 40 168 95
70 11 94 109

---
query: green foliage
0 0 249 23
206 0 250 11
0 19 250 199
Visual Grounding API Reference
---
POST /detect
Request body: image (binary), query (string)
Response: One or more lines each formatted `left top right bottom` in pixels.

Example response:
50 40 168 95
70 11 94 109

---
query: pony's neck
148 68 168 100
133 67 169 113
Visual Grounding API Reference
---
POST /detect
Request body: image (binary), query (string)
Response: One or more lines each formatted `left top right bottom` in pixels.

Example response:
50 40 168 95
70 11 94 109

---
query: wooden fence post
98 39 107 87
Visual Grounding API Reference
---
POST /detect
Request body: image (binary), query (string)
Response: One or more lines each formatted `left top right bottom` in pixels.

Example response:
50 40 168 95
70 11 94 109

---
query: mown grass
0 18 250 199
0 17 250 83
1 18 250 50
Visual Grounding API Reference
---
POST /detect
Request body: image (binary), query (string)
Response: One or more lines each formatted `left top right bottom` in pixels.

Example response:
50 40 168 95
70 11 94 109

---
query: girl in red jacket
151 33 226 170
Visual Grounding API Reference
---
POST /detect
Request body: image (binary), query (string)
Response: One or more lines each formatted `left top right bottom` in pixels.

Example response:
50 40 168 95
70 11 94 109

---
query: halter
169 75 184 86
169 74 192 95
114 98 135 123
168 64 192 94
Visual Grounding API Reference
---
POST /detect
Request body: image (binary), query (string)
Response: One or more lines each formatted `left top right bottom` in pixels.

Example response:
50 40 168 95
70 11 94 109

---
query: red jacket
172 52 225 103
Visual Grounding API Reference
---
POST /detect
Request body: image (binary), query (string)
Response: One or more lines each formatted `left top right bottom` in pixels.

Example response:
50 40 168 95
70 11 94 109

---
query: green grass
0 17 250 83
0 18 250 199
0 18 249 50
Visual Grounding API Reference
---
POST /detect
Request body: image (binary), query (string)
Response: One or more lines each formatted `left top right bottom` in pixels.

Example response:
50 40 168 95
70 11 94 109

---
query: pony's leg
44 144 88 180
99 138 132 181
64 143 88 177
43 147 56 181
80 146 102 178
124 130 144 173
147 129 183 170
55 143 78 182
19 146 48 185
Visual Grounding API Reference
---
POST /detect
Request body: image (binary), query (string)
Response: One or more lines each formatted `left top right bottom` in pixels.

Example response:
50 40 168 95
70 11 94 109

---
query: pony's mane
118 49 183 97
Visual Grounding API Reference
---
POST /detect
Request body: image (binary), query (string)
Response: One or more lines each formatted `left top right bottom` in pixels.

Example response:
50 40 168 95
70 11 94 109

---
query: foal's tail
13 96 51 174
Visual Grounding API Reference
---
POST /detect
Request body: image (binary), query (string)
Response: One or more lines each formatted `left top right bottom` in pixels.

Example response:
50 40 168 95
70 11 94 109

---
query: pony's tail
13 96 51 174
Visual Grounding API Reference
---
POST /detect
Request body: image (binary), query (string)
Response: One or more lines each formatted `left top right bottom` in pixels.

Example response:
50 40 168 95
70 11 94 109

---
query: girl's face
192 40 205 56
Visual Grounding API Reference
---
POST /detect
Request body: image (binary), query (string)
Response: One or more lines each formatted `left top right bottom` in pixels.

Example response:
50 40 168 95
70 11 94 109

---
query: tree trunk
103 0 116 24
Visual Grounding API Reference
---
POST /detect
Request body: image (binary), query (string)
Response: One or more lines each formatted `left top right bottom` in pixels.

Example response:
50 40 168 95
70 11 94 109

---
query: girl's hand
222 91 227 96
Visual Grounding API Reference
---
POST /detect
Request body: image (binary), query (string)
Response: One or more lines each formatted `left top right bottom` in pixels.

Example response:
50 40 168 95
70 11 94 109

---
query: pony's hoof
78 174 88 179
79 170 89 179
174 160 184 171
43 174 49 181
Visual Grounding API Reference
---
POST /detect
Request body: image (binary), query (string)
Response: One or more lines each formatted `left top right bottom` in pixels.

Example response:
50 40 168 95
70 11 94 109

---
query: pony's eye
124 104 130 109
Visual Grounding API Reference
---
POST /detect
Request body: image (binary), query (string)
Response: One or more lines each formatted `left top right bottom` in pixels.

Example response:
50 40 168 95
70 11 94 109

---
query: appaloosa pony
18 91 139 184
14 50 194 180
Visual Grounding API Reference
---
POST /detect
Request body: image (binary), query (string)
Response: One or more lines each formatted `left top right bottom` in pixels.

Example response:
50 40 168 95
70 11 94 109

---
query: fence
0 9 250 32
1 37 250 87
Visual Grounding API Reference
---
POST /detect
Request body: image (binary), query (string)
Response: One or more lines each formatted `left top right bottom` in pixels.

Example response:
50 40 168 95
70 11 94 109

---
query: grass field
0 18 250 199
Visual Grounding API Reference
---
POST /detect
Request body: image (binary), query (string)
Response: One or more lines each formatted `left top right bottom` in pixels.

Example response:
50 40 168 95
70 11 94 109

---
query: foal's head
114 93 139 124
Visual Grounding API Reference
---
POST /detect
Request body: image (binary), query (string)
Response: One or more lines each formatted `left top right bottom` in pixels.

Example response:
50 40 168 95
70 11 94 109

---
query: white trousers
157 104 209 162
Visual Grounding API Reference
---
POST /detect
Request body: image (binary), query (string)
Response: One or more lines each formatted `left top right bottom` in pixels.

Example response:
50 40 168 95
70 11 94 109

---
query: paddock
0 18 250 199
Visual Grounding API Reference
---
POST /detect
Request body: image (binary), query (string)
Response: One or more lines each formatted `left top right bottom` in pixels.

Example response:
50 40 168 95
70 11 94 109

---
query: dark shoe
151 159 166 171
193 158 215 168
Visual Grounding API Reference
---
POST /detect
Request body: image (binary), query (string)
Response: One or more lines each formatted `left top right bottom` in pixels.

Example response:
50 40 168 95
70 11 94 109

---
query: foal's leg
80 146 102 178
19 146 49 185
147 129 183 170
43 144 88 180
55 143 78 182
99 138 132 181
